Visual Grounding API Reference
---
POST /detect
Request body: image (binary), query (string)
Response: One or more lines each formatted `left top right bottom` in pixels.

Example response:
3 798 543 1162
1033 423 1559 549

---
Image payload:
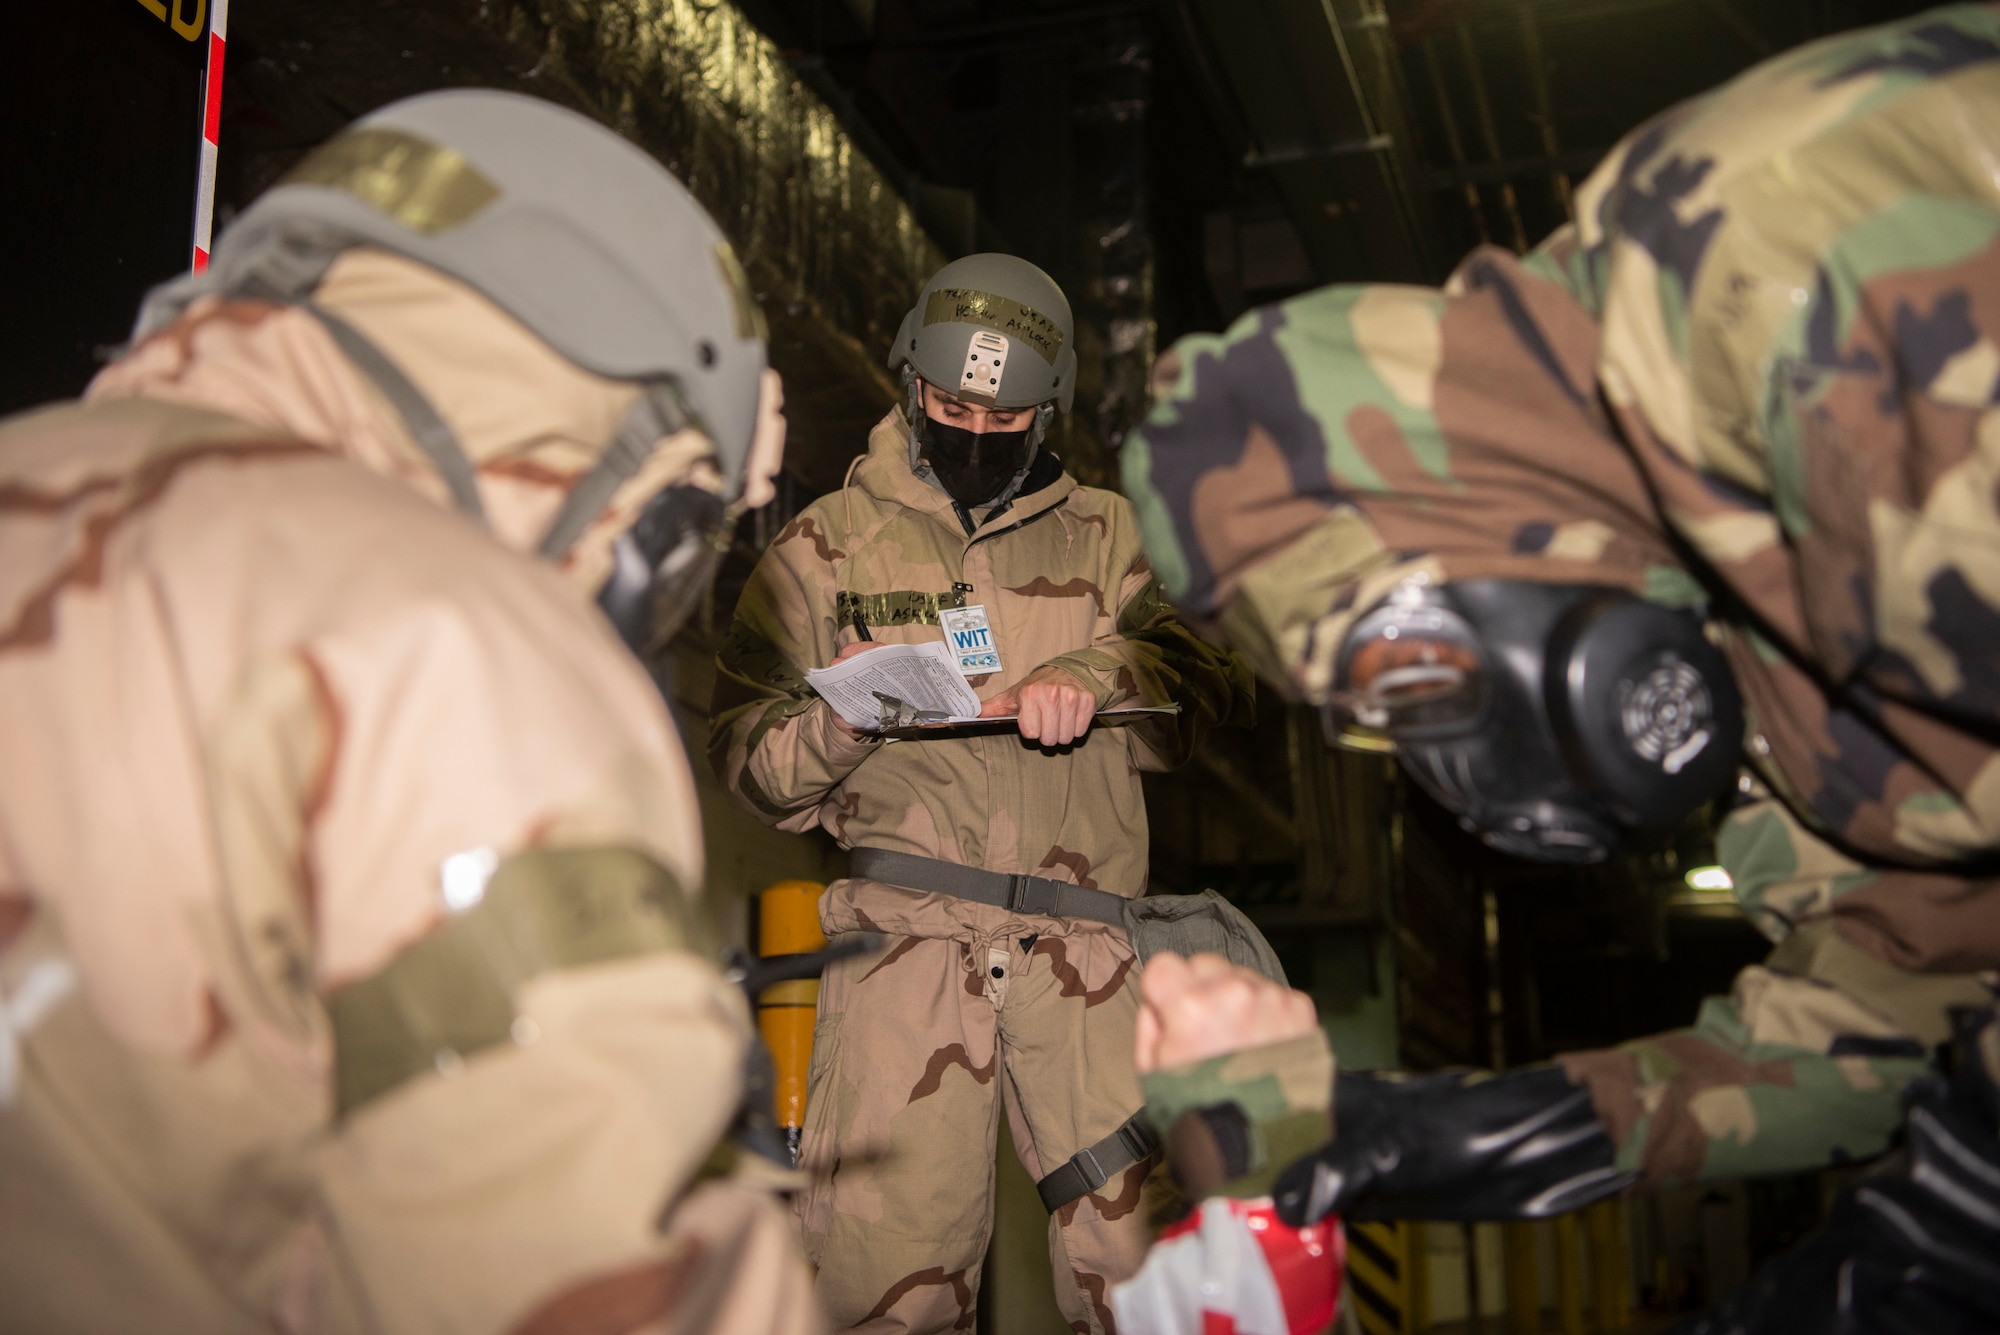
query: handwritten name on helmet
923 287 1064 365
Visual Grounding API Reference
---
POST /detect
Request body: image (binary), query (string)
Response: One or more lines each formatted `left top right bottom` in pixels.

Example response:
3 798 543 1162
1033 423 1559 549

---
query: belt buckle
1009 874 1060 917
1117 1117 1158 1162
1071 1145 1109 1194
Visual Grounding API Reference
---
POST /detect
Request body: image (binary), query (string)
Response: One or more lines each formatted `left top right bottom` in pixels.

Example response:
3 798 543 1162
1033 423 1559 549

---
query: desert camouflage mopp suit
0 254 817 1330
1125 5 2000 1187
1 75 836 1333
713 410 1253 1332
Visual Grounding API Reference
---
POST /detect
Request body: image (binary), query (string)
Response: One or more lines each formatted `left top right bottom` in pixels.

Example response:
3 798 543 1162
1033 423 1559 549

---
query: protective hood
93 249 728 599
1124 6 2000 959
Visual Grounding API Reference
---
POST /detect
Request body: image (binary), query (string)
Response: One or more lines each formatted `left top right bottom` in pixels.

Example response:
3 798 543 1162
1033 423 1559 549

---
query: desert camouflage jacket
1125 6 2000 1185
711 410 1252 915
0 288 819 1335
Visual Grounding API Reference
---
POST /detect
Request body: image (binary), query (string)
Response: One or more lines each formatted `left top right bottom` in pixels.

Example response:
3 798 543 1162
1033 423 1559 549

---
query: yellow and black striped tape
1346 1220 1417 1335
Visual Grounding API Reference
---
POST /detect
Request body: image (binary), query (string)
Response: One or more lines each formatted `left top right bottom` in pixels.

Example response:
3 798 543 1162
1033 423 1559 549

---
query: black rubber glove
1272 1065 1634 1225
1670 1007 2000 1335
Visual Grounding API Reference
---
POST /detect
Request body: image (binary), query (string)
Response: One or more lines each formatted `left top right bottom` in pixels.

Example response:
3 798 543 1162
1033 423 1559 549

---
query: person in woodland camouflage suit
1119 7 2000 1330
0 92 817 1334
711 253 1255 1334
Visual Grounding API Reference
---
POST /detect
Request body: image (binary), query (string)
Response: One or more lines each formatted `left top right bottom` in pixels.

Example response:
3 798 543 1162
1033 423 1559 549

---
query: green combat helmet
132 88 772 647
134 89 768 547
888 253 1077 508
889 252 1076 413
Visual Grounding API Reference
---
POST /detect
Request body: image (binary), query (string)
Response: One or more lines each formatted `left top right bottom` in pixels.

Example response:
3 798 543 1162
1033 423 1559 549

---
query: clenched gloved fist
1272 1065 1634 1225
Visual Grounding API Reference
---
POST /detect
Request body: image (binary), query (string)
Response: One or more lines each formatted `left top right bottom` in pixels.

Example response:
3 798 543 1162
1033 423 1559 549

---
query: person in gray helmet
710 253 1254 1334
0 90 819 1334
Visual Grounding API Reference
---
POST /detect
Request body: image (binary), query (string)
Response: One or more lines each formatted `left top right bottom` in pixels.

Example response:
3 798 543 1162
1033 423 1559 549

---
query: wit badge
939 604 1002 675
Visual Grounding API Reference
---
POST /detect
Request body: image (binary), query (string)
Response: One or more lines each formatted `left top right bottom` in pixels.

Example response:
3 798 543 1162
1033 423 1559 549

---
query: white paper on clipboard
804 641 984 730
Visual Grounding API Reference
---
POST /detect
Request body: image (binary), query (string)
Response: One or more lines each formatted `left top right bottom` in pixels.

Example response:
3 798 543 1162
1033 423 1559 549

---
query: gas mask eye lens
596 483 729 655
1331 628 1482 731
1322 594 1489 752
1359 659 1472 708
1320 658 1477 753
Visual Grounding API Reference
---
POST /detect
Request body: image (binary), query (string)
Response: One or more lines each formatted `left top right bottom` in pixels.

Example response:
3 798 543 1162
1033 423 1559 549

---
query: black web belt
1036 1112 1160 1211
848 847 1130 928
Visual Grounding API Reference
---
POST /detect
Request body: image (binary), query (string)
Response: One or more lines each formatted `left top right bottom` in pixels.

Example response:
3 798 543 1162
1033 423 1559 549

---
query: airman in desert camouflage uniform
712 254 1254 1333
0 93 818 1335
1121 7 2000 1331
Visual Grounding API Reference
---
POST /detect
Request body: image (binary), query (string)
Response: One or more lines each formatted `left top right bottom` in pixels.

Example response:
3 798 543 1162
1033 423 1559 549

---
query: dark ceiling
9 0 1944 471
733 0 1939 341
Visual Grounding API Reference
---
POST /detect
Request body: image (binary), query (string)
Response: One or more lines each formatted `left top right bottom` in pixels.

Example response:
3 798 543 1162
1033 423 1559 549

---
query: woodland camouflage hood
1125 4 2000 973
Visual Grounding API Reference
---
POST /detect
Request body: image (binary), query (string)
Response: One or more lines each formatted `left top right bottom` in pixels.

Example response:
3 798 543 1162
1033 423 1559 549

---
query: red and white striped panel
191 0 230 272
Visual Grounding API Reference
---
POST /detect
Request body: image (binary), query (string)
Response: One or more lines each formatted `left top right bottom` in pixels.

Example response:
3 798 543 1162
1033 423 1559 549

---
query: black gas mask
913 411 1036 509
1326 580 1743 863
596 483 731 655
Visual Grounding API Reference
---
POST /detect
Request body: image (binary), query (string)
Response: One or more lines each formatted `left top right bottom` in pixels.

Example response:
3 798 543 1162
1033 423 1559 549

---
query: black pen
853 610 873 642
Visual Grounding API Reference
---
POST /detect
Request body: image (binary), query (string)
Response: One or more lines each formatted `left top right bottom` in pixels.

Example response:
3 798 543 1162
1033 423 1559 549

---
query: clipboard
879 703 1181 740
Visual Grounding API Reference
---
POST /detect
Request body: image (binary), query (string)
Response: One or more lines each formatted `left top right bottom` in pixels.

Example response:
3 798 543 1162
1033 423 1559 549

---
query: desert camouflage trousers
795 919 1159 1334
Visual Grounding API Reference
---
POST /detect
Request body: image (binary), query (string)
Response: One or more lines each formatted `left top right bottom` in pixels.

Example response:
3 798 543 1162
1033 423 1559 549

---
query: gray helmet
134 89 769 558
889 253 1076 413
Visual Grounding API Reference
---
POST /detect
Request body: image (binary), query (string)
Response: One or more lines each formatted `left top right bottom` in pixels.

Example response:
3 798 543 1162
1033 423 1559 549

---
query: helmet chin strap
902 365 933 484
305 305 488 523
984 403 1054 510
309 294 734 658
305 303 699 565
536 384 690 560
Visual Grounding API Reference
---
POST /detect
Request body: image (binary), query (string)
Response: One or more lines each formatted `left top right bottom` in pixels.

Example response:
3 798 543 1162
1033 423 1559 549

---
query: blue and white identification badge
939 604 1002 675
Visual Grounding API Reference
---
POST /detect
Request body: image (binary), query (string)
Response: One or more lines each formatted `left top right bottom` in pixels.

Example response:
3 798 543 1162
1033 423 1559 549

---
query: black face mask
915 413 1033 508
1329 581 1743 863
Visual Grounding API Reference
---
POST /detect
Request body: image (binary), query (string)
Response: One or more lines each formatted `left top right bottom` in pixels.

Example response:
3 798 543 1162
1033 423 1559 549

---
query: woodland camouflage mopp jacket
1124 5 2000 1186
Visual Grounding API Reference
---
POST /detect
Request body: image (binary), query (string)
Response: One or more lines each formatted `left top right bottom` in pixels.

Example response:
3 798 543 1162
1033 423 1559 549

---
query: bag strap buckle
1114 1114 1159 1164
1070 1145 1110 1195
